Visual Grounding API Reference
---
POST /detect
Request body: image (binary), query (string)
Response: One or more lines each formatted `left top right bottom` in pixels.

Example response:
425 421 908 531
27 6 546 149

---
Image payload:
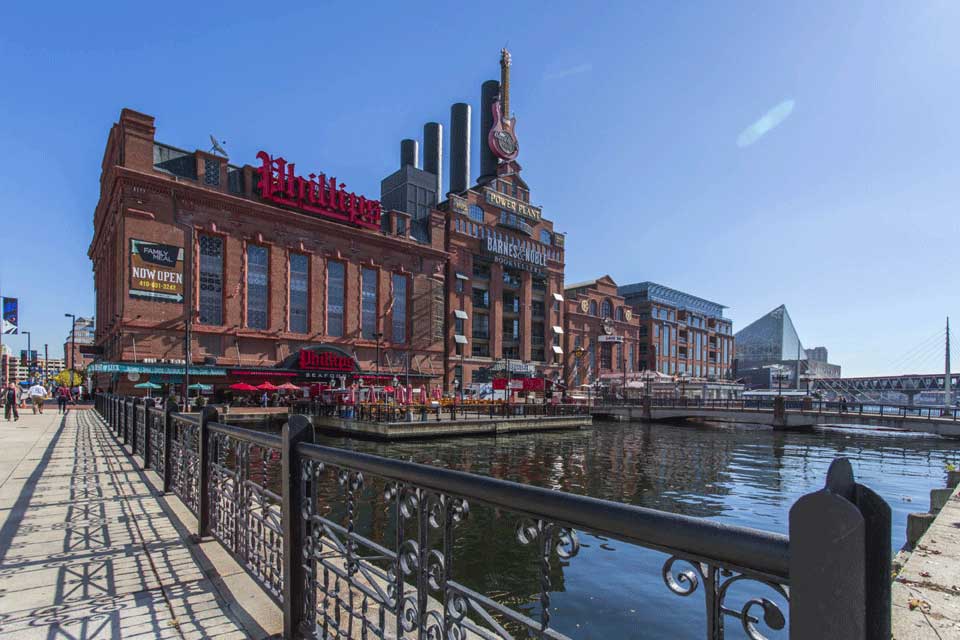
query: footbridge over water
809 372 960 405
592 397 960 437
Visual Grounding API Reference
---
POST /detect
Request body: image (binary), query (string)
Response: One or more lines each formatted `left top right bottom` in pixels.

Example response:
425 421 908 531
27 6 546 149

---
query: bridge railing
594 396 959 421
94 393 891 639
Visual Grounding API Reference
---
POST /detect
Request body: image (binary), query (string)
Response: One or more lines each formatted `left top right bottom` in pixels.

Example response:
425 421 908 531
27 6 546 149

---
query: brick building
88 109 447 395
563 276 641 392
619 282 734 380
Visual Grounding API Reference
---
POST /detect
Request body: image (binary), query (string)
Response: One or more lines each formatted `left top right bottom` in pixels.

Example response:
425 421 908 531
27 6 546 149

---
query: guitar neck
500 53 511 118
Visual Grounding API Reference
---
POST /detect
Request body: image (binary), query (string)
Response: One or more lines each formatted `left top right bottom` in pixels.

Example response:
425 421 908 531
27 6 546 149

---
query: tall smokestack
479 79 500 183
400 139 419 168
423 122 442 198
450 103 470 194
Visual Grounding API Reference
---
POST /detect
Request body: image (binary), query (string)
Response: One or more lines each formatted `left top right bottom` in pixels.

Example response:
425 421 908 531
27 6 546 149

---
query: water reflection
310 421 956 639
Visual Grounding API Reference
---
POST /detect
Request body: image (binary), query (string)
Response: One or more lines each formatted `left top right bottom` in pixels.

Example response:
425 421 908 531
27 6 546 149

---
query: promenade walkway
0 408 280 638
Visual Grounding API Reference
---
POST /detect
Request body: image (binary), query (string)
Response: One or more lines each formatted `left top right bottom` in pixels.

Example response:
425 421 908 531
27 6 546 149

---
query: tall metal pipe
400 139 419 168
423 122 443 197
449 103 470 194
479 79 500 183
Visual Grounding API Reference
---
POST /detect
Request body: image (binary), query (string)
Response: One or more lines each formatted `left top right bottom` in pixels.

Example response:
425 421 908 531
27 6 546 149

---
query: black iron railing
596 396 960 421
293 400 590 424
94 393 892 639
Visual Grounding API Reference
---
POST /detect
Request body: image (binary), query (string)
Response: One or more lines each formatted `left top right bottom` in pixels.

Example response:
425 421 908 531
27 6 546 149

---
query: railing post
789 457 891 640
143 398 155 468
163 400 176 493
282 414 312 638
196 406 218 539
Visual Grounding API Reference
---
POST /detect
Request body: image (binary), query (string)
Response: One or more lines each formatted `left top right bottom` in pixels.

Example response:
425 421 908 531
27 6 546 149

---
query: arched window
469 205 484 223
617 306 625 322
588 300 598 316
601 299 612 318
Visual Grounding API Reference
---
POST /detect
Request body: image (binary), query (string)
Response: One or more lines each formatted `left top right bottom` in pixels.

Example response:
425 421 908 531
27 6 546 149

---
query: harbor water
315 420 958 639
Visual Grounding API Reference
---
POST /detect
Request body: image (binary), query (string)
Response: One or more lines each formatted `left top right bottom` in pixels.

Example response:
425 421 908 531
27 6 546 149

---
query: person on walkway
260 391 269 408
28 382 47 414
56 385 72 414
4 383 19 422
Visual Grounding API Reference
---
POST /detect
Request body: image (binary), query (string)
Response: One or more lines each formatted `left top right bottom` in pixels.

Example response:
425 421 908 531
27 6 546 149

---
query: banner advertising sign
598 335 624 343
130 240 184 302
2 297 17 334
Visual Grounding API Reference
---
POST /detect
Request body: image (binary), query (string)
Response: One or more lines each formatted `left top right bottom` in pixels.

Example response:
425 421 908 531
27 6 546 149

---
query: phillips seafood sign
256 151 382 230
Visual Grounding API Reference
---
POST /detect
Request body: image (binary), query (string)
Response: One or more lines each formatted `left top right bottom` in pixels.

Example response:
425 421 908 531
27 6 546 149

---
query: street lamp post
573 346 585 404
64 314 76 386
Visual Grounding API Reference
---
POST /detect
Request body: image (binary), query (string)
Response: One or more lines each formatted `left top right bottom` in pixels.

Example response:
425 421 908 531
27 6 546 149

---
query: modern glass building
734 305 803 369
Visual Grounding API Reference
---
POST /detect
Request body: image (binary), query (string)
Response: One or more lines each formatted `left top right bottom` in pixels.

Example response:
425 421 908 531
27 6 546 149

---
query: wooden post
282 414 313 638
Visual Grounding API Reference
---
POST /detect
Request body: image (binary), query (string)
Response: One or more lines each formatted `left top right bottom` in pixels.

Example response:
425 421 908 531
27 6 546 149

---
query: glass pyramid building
734 305 805 370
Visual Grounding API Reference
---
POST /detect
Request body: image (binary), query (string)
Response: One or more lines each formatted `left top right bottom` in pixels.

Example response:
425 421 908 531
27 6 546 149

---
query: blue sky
0 1 956 376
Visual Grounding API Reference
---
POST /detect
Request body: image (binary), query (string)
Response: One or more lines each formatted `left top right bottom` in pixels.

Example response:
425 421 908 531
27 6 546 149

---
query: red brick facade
440 166 566 392
89 109 447 393
563 277 642 392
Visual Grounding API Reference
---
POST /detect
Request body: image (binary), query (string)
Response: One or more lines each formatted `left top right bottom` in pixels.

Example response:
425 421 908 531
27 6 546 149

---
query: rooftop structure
618 281 727 320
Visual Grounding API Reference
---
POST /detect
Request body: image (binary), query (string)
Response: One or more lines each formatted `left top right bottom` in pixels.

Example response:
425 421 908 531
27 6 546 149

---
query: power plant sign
129 239 184 303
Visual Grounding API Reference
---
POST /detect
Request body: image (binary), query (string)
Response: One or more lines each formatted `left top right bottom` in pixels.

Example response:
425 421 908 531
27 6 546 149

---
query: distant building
1 345 65 385
64 316 96 371
380 137 439 243
734 305 840 389
618 281 734 380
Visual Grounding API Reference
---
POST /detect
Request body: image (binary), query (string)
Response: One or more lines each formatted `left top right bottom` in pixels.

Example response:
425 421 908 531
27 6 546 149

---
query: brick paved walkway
0 409 279 638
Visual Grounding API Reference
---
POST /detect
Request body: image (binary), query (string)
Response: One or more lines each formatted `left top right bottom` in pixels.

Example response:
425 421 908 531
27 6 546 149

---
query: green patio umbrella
187 383 212 391
134 381 162 397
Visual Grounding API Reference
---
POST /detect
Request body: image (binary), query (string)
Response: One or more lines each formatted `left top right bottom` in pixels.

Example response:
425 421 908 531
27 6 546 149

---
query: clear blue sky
1 1 956 376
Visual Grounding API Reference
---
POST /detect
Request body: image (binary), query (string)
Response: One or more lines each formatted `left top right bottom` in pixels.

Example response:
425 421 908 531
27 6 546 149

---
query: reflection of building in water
734 305 841 389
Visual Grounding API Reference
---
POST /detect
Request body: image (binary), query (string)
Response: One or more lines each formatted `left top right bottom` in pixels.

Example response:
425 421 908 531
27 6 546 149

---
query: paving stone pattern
0 409 279 639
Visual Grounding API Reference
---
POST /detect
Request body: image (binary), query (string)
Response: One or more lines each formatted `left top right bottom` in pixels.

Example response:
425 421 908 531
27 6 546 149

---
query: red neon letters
256 151 381 230
298 350 356 372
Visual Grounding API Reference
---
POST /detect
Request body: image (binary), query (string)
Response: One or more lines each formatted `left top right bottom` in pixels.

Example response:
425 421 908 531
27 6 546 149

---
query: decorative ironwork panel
297 452 790 640
124 401 133 443
148 408 165 471
134 405 147 458
170 416 201 516
208 428 284 603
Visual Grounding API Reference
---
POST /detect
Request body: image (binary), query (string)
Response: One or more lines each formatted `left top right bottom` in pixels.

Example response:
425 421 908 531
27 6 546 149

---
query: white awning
454 310 468 320
552 325 564 334
552 292 564 302
455 272 470 281
454 334 468 344
552 345 564 354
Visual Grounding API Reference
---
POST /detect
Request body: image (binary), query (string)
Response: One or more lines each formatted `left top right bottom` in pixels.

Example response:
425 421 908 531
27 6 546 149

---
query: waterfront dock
296 402 592 439
893 474 960 638
0 409 278 638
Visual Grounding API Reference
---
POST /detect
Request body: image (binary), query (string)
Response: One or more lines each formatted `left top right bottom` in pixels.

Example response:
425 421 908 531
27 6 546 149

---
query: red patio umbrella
230 382 257 391
277 382 299 391
257 382 279 391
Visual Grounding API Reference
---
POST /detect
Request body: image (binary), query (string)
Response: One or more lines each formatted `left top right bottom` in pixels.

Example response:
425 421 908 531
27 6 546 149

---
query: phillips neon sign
256 151 382 230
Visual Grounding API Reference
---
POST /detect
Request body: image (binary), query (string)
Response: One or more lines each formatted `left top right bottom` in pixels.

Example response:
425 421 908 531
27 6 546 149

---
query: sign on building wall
129 239 184 303
483 188 542 222
484 236 546 274
2 297 17 334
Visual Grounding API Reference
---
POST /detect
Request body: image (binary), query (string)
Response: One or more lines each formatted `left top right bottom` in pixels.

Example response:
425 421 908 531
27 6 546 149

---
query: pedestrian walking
4 383 19 422
56 385 72 414
260 391 269 408
28 382 47 414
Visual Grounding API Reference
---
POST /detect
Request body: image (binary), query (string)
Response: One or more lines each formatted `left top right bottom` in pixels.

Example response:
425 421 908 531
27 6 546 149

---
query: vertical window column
246 245 269 330
198 235 223 325
327 261 345 337
289 253 309 333
391 274 408 344
361 267 378 340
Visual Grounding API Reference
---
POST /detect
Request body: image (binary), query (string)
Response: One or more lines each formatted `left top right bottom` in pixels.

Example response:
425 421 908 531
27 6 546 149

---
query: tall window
469 205 484 223
327 261 345 337
589 300 598 316
361 268 378 340
246 245 268 329
198 235 223 325
391 274 407 343
601 300 612 318
289 254 309 333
